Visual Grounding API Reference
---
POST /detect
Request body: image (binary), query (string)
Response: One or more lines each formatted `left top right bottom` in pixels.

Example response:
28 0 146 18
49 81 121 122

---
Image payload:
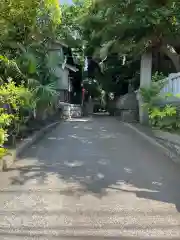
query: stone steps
60 103 82 118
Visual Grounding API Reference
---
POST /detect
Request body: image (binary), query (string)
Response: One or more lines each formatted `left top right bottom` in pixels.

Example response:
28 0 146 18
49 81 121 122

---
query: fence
161 72 180 95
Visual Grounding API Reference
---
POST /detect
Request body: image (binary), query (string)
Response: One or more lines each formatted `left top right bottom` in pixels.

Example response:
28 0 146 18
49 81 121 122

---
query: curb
122 122 180 164
1 121 60 171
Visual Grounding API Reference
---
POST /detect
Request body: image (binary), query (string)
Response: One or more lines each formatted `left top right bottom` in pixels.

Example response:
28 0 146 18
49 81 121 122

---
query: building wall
48 43 69 90
54 67 69 90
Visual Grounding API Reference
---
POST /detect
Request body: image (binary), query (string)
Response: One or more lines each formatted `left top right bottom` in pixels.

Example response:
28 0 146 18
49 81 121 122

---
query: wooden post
138 51 152 125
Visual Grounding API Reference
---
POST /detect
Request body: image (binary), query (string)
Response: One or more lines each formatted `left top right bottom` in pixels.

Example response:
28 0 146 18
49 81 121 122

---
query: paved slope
0 116 180 239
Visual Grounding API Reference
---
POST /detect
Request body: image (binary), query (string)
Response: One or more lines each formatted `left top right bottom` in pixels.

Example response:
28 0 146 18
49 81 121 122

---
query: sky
61 0 72 4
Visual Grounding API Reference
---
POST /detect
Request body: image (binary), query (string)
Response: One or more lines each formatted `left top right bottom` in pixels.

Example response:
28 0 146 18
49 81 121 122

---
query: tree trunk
160 45 180 72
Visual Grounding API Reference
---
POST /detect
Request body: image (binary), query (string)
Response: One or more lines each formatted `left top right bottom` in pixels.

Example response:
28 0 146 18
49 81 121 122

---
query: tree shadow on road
7 117 180 213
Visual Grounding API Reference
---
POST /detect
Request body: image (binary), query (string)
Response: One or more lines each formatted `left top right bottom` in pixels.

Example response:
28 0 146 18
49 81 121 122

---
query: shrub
148 104 180 130
140 72 180 131
0 79 34 158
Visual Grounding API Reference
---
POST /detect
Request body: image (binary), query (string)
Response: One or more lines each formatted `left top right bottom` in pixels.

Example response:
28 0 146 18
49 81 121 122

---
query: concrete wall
153 96 180 107
48 44 70 91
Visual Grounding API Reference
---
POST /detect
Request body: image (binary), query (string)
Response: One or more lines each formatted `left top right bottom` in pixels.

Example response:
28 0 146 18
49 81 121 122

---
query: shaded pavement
0 116 180 239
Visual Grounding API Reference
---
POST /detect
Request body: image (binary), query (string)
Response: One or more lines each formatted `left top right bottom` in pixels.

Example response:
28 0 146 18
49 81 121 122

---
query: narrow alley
0 116 180 239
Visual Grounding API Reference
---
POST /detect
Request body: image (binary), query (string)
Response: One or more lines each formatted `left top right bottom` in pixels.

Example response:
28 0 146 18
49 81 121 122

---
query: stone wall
115 92 139 122
59 103 82 118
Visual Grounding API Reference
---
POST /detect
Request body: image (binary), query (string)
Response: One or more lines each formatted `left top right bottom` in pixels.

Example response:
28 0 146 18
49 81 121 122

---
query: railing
161 72 180 95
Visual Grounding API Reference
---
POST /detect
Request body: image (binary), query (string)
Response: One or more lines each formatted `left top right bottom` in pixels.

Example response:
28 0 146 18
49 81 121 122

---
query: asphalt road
0 116 180 239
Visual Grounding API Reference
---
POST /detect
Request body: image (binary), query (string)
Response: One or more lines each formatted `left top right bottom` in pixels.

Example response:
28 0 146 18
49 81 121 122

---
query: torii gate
139 51 152 125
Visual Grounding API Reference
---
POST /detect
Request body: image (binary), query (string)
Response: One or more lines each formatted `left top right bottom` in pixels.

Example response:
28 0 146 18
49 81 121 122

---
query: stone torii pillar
138 51 152 125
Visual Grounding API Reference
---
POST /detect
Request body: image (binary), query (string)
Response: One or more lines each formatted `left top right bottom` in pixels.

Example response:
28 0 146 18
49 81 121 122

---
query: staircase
60 103 82 118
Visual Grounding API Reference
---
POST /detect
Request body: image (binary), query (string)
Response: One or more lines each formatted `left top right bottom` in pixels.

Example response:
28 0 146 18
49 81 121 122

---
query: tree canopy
80 0 180 61
62 0 180 94
0 0 61 46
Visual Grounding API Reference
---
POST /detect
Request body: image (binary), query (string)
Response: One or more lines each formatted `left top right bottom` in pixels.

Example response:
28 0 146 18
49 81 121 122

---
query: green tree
0 0 61 44
80 0 180 71
57 0 92 66
0 0 62 123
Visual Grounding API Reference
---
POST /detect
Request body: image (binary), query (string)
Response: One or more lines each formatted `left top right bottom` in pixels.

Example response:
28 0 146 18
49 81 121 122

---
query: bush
148 104 180 130
140 72 180 131
0 79 34 158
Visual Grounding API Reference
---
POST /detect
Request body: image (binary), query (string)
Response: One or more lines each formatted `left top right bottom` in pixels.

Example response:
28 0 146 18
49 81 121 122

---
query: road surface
0 116 180 239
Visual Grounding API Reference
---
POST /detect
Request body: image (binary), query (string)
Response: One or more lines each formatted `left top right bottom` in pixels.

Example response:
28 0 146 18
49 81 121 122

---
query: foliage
0 0 63 112
55 0 180 101
58 1 145 94
80 0 180 59
0 55 25 84
28 79 59 111
69 0 180 92
0 43 60 115
140 72 180 130
83 78 102 99
152 71 165 82
0 0 61 45
0 0 62 158
58 1 132 94
19 43 60 112
140 72 167 105
148 105 179 130
57 0 92 66
0 79 34 158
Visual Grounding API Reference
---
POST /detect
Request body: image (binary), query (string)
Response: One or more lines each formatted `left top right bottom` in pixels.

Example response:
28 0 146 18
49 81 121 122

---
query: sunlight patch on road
83 126 93 130
68 134 92 144
66 118 90 122
124 167 132 174
152 181 162 186
96 173 105 179
47 137 64 141
99 133 117 139
112 181 159 193
64 160 84 167
97 158 110 165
